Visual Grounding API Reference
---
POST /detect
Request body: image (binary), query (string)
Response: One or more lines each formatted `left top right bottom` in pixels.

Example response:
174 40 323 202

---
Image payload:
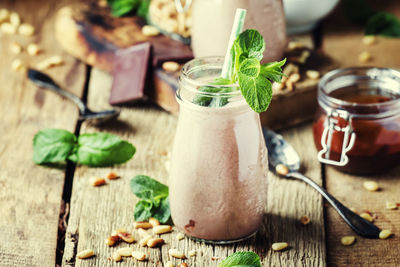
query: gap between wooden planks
0 0 86 266
62 69 326 266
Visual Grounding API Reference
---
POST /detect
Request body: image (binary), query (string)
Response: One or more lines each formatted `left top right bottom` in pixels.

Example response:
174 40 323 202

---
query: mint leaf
107 0 139 17
234 29 265 61
260 58 287 83
238 72 272 113
219 251 261 267
73 133 135 166
365 12 400 37
130 175 170 223
33 129 76 164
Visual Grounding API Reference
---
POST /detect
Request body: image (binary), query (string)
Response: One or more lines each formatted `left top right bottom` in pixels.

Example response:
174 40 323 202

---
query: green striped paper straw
221 8 247 79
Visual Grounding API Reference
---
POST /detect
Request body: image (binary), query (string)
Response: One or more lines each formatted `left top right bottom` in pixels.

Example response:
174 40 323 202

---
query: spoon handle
288 171 380 238
28 69 87 114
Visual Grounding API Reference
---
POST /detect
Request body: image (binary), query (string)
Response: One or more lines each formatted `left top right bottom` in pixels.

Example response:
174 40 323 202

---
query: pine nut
118 231 135 243
105 235 119 246
147 237 164 248
350 207 357 213
117 247 133 257
362 35 376 46
27 43 41 56
153 225 172 235
188 249 196 257
134 221 153 229
0 9 10 23
275 164 289 176
37 56 64 70
112 251 122 262
169 248 186 259
11 59 24 72
1 23 16 34
379 229 393 239
272 242 288 251
106 171 119 180
288 41 305 50
132 251 147 261
139 235 152 246
9 12 20 27
165 261 174 267
386 201 398 210
341 236 356 246
288 73 300 83
142 25 160 36
90 177 106 187
272 81 285 92
10 42 22 54
178 264 188 267
299 215 311 225
286 80 294 91
360 212 374 222
283 63 299 76
176 232 185 240
77 249 95 259
18 23 35 36
162 61 180 72
149 217 160 227
306 70 320 80
138 228 151 238
358 51 371 63
363 181 379 192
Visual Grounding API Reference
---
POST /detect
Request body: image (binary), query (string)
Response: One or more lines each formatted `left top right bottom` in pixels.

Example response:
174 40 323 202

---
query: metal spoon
28 69 120 123
263 128 381 239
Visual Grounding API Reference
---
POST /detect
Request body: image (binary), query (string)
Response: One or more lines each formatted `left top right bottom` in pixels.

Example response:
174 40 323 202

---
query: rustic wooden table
1 1 400 266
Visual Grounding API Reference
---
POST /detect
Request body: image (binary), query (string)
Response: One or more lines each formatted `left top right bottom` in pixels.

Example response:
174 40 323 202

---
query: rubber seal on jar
317 109 356 166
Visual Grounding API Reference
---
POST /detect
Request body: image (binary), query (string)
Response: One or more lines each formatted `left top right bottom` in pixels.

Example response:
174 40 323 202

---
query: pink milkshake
169 57 268 243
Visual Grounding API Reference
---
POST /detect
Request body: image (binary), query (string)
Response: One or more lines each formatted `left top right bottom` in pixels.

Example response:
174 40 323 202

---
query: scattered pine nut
10 42 22 54
132 251 147 261
1 23 17 34
149 217 160 227
90 177 106 187
147 237 164 248
18 23 35 36
275 164 289 176
162 61 180 72
211 257 220 261
176 232 185 240
134 221 153 229
11 59 25 72
358 51 371 63
286 80 294 91
0 9 10 23
272 242 288 251
341 236 356 246
379 229 393 239
138 228 151 238
169 248 186 259
349 207 358 213
360 212 374 222
178 263 188 267
153 225 172 235
188 249 197 257
362 35 376 46
288 73 300 83
283 63 299 76
139 235 153 247
112 251 122 262
27 43 41 55
118 231 135 243
297 50 310 64
165 261 174 267
37 56 64 70
272 81 285 92
105 235 119 246
386 201 398 210
142 25 160 36
306 70 320 80
363 181 379 192
9 12 20 27
299 215 311 225
117 247 133 257
77 249 95 259
288 41 305 50
106 171 119 180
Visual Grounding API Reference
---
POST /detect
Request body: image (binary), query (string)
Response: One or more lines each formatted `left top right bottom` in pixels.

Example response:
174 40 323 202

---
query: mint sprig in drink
169 8 285 243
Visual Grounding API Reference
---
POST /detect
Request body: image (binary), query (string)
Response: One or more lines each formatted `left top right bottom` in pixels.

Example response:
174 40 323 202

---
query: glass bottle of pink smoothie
190 0 287 62
169 57 268 243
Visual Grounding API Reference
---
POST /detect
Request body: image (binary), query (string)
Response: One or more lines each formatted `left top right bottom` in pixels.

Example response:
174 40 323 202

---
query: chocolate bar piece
109 42 151 105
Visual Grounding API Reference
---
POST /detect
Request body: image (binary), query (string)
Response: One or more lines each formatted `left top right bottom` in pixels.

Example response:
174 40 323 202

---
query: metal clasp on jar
317 110 356 166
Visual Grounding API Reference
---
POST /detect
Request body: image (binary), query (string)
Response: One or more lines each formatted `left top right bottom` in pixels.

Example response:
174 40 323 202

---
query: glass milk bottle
169 57 268 243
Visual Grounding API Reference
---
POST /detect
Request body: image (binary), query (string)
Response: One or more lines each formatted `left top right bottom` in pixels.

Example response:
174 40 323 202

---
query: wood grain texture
0 0 86 266
325 166 400 266
63 69 326 266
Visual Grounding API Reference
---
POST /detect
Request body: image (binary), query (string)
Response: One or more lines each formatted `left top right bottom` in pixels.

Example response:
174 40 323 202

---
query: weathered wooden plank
63 69 326 266
0 0 86 266
325 166 400 266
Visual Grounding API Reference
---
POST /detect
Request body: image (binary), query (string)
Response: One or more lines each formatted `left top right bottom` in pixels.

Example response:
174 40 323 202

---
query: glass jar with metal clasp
312 67 400 175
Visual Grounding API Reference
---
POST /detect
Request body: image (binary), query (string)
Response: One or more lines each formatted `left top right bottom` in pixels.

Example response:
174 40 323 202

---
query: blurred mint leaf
219 251 261 267
365 12 400 37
